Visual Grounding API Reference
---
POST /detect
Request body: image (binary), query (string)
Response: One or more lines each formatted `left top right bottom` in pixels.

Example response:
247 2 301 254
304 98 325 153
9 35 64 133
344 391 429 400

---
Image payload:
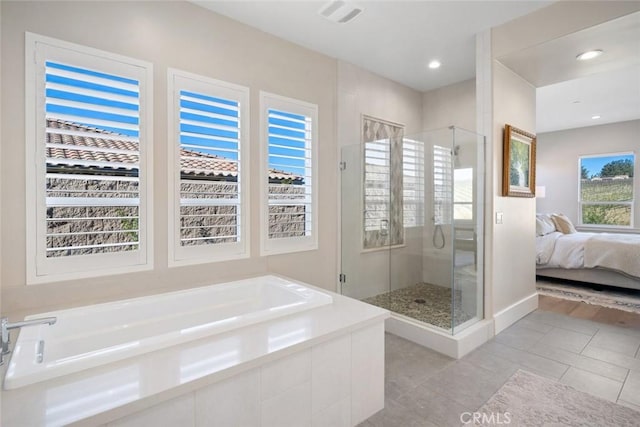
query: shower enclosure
340 126 484 335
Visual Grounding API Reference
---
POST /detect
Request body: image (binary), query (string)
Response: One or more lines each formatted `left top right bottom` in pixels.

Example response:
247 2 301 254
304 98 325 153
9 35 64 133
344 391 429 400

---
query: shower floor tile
362 282 474 330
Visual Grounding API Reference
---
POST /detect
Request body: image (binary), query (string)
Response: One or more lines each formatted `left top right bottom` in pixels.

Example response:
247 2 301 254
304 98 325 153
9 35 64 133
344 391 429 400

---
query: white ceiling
193 0 551 92
193 1 639 134
536 65 640 133
497 11 640 133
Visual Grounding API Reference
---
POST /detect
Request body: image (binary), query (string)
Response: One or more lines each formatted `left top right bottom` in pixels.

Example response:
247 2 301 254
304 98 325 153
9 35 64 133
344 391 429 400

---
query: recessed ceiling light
592 115 601 119
428 60 441 69
576 50 603 61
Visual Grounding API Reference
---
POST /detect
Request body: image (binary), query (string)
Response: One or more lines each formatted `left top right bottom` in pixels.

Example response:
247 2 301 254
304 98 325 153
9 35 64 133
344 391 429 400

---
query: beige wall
490 61 537 314
337 61 424 300
481 2 640 319
1 1 337 316
4 0 631 325
536 120 640 228
422 79 476 132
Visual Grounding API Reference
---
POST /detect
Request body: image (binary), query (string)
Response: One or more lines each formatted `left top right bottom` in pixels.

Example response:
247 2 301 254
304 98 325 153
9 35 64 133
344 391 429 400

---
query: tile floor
360 308 640 426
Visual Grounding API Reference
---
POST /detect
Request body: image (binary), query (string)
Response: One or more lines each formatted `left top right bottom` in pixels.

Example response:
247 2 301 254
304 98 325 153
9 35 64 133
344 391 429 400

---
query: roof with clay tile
45 118 301 181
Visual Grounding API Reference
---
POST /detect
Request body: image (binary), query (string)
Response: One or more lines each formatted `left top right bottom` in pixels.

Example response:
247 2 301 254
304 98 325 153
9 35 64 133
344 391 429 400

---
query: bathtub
4 275 332 390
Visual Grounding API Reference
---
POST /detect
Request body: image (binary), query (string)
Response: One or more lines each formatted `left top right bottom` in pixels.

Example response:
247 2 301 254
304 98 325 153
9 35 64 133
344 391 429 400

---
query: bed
535 214 640 291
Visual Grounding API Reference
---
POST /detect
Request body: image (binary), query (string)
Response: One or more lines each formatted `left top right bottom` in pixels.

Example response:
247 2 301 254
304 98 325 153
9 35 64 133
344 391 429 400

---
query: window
260 92 317 255
403 139 424 227
364 137 390 235
579 152 635 227
362 116 404 250
168 70 249 264
454 168 473 221
26 33 153 284
433 145 453 225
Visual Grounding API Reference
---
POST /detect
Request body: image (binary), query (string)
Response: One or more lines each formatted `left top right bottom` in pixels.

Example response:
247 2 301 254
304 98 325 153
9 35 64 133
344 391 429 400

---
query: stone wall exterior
45 177 307 256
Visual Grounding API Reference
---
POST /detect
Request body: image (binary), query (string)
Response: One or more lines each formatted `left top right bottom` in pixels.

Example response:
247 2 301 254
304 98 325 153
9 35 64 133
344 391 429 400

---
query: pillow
551 213 577 234
536 214 556 236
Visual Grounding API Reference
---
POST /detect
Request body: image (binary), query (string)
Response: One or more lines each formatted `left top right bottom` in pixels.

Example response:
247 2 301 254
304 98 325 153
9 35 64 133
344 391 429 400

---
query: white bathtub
4 275 332 390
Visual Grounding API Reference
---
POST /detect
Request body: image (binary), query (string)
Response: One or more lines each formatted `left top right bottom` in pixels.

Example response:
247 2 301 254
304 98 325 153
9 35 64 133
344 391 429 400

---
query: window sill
361 244 406 254
27 262 153 286
169 251 250 268
260 242 319 257
576 225 640 234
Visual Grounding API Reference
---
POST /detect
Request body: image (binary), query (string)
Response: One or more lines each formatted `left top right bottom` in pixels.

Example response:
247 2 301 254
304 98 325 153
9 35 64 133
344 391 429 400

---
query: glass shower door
389 128 456 330
339 143 391 302
452 128 485 334
340 126 484 334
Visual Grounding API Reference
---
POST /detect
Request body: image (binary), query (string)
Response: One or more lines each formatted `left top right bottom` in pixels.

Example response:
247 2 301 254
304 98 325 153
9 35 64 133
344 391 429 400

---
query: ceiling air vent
319 1 363 24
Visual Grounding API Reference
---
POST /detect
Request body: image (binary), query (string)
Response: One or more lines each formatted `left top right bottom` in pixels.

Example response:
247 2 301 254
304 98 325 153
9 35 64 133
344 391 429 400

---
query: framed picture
502 124 536 197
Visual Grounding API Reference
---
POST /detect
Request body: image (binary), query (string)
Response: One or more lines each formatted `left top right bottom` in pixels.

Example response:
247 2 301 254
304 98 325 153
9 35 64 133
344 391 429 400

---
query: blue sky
180 90 240 161
581 154 634 177
46 61 140 137
267 109 307 175
46 60 306 176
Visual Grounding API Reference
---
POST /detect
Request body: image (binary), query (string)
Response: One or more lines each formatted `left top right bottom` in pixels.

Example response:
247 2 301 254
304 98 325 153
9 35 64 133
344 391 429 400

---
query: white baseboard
385 316 494 359
493 293 538 334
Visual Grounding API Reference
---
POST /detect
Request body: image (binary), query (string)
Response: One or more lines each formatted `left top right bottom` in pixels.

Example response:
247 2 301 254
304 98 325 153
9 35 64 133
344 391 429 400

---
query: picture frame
502 124 536 197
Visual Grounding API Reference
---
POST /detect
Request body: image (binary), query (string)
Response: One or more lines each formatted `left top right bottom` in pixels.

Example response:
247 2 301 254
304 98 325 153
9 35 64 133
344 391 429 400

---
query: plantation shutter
403 139 424 227
44 60 142 257
260 92 317 256
179 90 242 246
433 145 453 225
267 108 313 239
364 139 391 233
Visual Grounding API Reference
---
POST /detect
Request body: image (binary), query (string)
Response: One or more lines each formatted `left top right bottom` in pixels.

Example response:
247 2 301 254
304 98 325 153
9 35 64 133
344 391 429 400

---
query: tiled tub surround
2 277 389 426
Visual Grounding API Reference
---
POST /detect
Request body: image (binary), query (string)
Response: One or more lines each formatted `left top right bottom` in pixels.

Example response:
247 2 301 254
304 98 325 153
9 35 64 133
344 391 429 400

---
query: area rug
536 281 640 314
473 370 639 427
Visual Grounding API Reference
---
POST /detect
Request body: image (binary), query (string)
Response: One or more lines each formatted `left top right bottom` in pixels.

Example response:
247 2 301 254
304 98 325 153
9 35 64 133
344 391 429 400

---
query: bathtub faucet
0 316 57 365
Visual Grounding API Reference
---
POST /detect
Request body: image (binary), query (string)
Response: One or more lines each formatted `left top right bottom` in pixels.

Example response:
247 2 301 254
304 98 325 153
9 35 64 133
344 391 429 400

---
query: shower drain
414 298 426 304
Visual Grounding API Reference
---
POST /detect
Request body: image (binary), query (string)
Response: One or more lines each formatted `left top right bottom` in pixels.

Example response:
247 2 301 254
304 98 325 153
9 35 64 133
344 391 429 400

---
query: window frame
167 68 250 266
259 91 318 256
578 151 635 229
25 32 154 284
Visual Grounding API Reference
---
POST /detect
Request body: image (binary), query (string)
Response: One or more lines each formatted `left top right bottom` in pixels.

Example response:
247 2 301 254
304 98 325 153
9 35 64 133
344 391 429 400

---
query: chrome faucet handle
1 317 10 356
0 316 57 365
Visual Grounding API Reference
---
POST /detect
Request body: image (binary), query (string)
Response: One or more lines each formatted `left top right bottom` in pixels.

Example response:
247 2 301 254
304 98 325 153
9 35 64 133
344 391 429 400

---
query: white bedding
535 231 562 265
584 233 640 278
536 231 640 278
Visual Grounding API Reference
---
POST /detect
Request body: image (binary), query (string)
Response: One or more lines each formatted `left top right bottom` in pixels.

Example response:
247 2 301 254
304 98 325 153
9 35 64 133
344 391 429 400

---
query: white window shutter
433 145 453 225
26 33 153 283
168 70 249 265
260 92 318 256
